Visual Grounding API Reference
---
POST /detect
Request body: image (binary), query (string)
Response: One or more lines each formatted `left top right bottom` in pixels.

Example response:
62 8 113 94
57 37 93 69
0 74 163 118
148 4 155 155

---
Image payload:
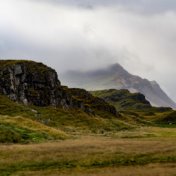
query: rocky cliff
0 60 117 116
0 60 61 106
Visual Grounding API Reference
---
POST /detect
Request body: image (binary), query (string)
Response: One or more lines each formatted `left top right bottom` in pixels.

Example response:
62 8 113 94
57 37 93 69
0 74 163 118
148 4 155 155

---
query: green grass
90 89 151 110
0 91 175 141
11 164 176 176
0 94 35 117
0 116 68 143
90 89 176 129
0 91 176 175
30 106 132 134
0 60 53 74
0 93 132 136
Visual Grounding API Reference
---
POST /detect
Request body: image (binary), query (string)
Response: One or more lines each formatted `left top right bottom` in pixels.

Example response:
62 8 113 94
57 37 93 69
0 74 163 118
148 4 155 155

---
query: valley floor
1 127 176 176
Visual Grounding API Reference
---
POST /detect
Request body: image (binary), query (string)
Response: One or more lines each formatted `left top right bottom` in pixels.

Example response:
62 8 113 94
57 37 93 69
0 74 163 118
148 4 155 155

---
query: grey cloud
0 0 176 101
34 0 176 14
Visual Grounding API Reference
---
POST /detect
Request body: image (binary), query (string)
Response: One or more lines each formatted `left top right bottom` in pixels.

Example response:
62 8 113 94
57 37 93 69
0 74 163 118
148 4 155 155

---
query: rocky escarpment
63 87 117 115
0 60 61 106
0 60 117 116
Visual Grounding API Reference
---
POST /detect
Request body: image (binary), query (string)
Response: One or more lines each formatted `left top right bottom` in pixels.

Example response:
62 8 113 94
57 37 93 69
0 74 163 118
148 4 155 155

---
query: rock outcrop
64 87 117 115
0 60 117 117
0 60 61 106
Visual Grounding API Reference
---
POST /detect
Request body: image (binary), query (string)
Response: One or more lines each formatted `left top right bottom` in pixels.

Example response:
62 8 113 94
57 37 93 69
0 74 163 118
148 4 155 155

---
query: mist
0 0 176 101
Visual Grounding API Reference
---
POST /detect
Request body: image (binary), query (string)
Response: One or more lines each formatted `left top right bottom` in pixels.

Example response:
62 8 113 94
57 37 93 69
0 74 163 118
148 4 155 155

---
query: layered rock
0 60 61 106
0 60 117 116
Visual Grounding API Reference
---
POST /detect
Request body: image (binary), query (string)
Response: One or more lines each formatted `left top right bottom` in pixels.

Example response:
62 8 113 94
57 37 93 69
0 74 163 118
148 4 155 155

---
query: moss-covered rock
0 60 60 106
0 60 118 117
62 87 118 116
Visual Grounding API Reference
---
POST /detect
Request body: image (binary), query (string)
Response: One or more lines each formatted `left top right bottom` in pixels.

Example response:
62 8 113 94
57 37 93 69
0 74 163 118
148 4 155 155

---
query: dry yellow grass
0 135 176 176
13 163 176 176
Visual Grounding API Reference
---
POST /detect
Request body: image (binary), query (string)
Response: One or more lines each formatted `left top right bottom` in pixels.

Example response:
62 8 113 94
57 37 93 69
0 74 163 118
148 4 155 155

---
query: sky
0 0 176 101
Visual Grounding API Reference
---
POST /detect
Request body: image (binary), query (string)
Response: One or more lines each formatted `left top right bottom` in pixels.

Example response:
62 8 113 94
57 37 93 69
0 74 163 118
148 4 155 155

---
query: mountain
0 60 117 117
61 63 176 109
0 60 175 145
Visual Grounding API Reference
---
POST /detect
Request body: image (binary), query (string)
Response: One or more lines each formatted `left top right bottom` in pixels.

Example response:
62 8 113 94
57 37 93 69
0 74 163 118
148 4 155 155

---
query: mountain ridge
61 63 176 109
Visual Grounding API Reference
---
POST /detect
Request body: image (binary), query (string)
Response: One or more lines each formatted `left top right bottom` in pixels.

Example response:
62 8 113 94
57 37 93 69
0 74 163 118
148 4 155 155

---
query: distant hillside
62 63 176 109
91 89 176 126
91 89 152 111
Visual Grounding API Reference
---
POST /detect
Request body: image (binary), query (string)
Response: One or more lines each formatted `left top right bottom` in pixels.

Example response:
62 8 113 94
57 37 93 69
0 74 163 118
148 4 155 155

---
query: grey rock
0 60 118 117
14 65 23 75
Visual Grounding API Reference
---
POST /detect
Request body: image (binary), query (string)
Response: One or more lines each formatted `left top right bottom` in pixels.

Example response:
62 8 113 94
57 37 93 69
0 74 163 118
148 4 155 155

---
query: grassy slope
0 93 132 143
0 88 175 144
91 89 176 127
0 116 67 143
0 92 176 175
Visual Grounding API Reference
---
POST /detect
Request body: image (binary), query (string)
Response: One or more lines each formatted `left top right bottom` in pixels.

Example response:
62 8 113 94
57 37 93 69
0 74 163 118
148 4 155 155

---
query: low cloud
0 0 176 100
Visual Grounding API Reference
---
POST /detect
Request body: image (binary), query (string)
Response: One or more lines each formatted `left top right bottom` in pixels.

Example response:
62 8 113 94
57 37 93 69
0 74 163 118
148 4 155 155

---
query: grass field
0 94 176 175
1 127 176 176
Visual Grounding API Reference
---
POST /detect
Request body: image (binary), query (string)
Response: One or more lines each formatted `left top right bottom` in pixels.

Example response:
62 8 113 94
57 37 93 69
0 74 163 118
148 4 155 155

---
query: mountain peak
62 63 176 109
109 63 124 70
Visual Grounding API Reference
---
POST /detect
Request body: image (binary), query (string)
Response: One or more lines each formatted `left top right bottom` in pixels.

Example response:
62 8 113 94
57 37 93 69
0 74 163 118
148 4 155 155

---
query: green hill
91 89 176 126
0 60 175 144
0 92 131 143
91 89 151 110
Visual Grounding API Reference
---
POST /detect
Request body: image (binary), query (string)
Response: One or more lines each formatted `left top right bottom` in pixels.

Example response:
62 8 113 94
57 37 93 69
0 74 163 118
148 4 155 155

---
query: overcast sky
0 0 176 101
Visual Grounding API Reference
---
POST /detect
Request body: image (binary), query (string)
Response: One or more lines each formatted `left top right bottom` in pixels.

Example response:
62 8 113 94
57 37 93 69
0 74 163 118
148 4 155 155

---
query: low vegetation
91 89 176 128
0 116 67 143
0 60 53 74
0 136 176 176
0 93 132 137
0 87 176 175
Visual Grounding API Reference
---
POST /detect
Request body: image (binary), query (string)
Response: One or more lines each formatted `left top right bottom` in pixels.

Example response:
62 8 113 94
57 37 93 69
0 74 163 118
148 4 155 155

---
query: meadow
1 127 176 176
0 94 176 175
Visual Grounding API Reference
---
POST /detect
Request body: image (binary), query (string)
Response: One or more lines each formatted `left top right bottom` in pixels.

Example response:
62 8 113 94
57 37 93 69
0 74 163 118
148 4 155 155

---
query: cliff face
0 60 61 106
0 60 117 117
